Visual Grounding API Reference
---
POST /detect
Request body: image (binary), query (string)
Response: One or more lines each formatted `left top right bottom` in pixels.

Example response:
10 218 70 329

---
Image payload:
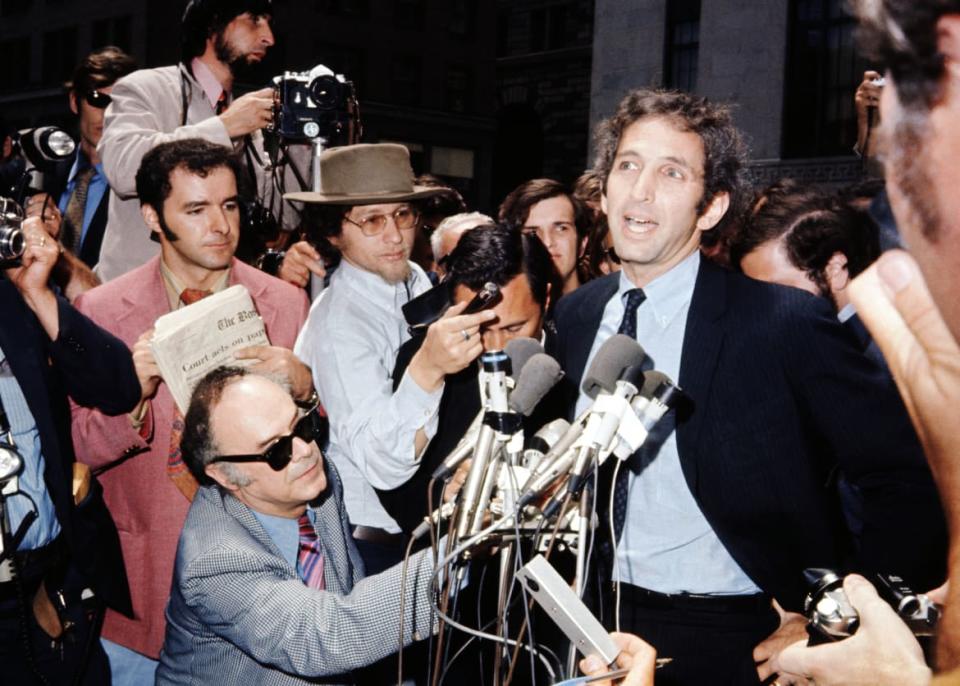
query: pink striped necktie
297 513 325 590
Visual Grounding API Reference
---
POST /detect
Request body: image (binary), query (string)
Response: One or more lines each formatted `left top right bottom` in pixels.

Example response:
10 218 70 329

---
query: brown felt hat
284 143 443 205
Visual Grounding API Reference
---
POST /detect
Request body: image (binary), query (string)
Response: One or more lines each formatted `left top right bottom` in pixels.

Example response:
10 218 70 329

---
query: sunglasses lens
86 91 112 108
264 437 294 471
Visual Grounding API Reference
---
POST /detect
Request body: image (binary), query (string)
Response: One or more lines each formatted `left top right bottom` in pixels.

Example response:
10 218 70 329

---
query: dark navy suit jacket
0 277 139 612
549 258 946 610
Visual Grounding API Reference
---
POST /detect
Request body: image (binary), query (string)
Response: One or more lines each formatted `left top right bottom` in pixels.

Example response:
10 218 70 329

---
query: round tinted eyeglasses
211 405 328 472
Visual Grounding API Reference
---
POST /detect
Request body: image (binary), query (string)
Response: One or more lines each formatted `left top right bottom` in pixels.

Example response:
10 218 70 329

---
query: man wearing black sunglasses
23 47 136 276
156 367 439 685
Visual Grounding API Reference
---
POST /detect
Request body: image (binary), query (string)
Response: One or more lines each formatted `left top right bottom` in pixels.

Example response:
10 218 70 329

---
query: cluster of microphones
414 332 685 555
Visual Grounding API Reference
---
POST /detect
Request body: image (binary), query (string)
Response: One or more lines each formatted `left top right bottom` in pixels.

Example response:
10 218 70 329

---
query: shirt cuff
397 370 443 440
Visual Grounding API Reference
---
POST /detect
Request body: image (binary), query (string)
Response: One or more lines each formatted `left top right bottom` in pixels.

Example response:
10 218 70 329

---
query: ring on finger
460 329 470 342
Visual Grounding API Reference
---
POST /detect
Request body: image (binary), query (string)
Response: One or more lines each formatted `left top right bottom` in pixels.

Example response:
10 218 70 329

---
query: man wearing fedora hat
290 143 495 574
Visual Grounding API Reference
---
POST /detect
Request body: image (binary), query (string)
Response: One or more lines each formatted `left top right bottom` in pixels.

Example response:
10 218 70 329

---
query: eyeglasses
344 206 419 237
211 406 328 472
84 90 113 109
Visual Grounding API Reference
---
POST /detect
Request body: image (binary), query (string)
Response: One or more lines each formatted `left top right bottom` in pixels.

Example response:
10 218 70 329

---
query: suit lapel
567 275 619 386
115 257 171 333
677 259 728 493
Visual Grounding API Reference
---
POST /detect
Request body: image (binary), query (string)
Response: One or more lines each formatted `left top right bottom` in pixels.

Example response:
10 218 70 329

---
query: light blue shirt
576 252 760 595
57 151 108 250
253 509 309 572
0 342 61 551
294 260 443 533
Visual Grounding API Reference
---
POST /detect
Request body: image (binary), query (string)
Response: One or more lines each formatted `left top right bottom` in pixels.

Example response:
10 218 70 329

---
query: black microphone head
581 334 646 398
509 353 564 416
639 370 670 399
505 337 544 379
617 363 645 391
654 380 685 409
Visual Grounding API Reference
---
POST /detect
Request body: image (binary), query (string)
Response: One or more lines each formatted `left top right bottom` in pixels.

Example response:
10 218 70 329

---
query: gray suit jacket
155 466 437 685
97 64 306 281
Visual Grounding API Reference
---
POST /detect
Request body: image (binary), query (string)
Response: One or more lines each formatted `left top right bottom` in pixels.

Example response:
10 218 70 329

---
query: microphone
565 363 645 497
610 370 670 460
412 415 571 542
460 353 564 537
524 417 571 471
431 351 561 480
504 337 544 378
453 350 514 539
517 334 646 508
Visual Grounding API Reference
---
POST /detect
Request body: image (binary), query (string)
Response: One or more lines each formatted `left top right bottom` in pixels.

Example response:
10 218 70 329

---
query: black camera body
804 568 940 651
271 65 360 144
0 197 25 267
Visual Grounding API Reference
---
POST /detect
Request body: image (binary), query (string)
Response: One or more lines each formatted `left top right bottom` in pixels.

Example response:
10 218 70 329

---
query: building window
42 26 77 85
391 54 422 107
393 0 425 30
1 0 32 17
0 36 31 91
496 9 509 57
314 0 368 18
92 15 133 52
444 65 473 113
448 0 477 38
530 5 567 53
782 0 867 158
664 0 700 92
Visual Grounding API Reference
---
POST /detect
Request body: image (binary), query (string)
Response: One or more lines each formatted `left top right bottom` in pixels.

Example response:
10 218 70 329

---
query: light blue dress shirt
57 151 108 250
295 260 443 533
253 510 305 572
576 251 760 595
0 342 61 551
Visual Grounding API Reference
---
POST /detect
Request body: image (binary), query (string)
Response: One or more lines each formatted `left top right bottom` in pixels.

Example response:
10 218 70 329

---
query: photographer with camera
96 0 307 282
0 204 140 684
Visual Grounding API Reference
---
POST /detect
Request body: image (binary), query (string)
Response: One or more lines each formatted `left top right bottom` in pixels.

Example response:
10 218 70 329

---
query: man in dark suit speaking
548 89 946 686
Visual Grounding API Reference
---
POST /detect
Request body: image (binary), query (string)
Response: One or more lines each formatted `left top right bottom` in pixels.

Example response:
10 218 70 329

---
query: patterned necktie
297 513 325 590
166 288 213 502
612 288 646 543
63 166 96 254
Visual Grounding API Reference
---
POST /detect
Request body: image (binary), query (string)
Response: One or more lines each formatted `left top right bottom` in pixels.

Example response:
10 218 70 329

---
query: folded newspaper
151 285 269 413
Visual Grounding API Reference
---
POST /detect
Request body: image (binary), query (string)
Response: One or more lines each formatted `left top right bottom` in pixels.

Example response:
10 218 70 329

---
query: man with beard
291 144 495 575
71 138 310 684
763 2 960 685
96 0 294 281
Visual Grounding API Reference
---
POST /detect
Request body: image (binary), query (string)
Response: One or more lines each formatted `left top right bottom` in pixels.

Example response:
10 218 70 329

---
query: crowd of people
4 0 960 685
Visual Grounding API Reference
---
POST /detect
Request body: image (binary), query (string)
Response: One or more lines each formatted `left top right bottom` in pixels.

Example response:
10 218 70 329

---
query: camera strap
0 392 14 445
179 66 191 128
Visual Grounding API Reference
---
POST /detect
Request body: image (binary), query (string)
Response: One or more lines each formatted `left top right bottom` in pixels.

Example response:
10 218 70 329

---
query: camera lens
309 75 341 111
0 226 25 261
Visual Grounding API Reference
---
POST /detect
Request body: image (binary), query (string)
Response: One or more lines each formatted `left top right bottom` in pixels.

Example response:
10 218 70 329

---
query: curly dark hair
730 180 880 308
854 0 960 112
592 89 750 222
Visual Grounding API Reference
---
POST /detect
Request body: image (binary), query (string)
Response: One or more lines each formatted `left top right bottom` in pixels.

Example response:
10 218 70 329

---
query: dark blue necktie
612 288 646 542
